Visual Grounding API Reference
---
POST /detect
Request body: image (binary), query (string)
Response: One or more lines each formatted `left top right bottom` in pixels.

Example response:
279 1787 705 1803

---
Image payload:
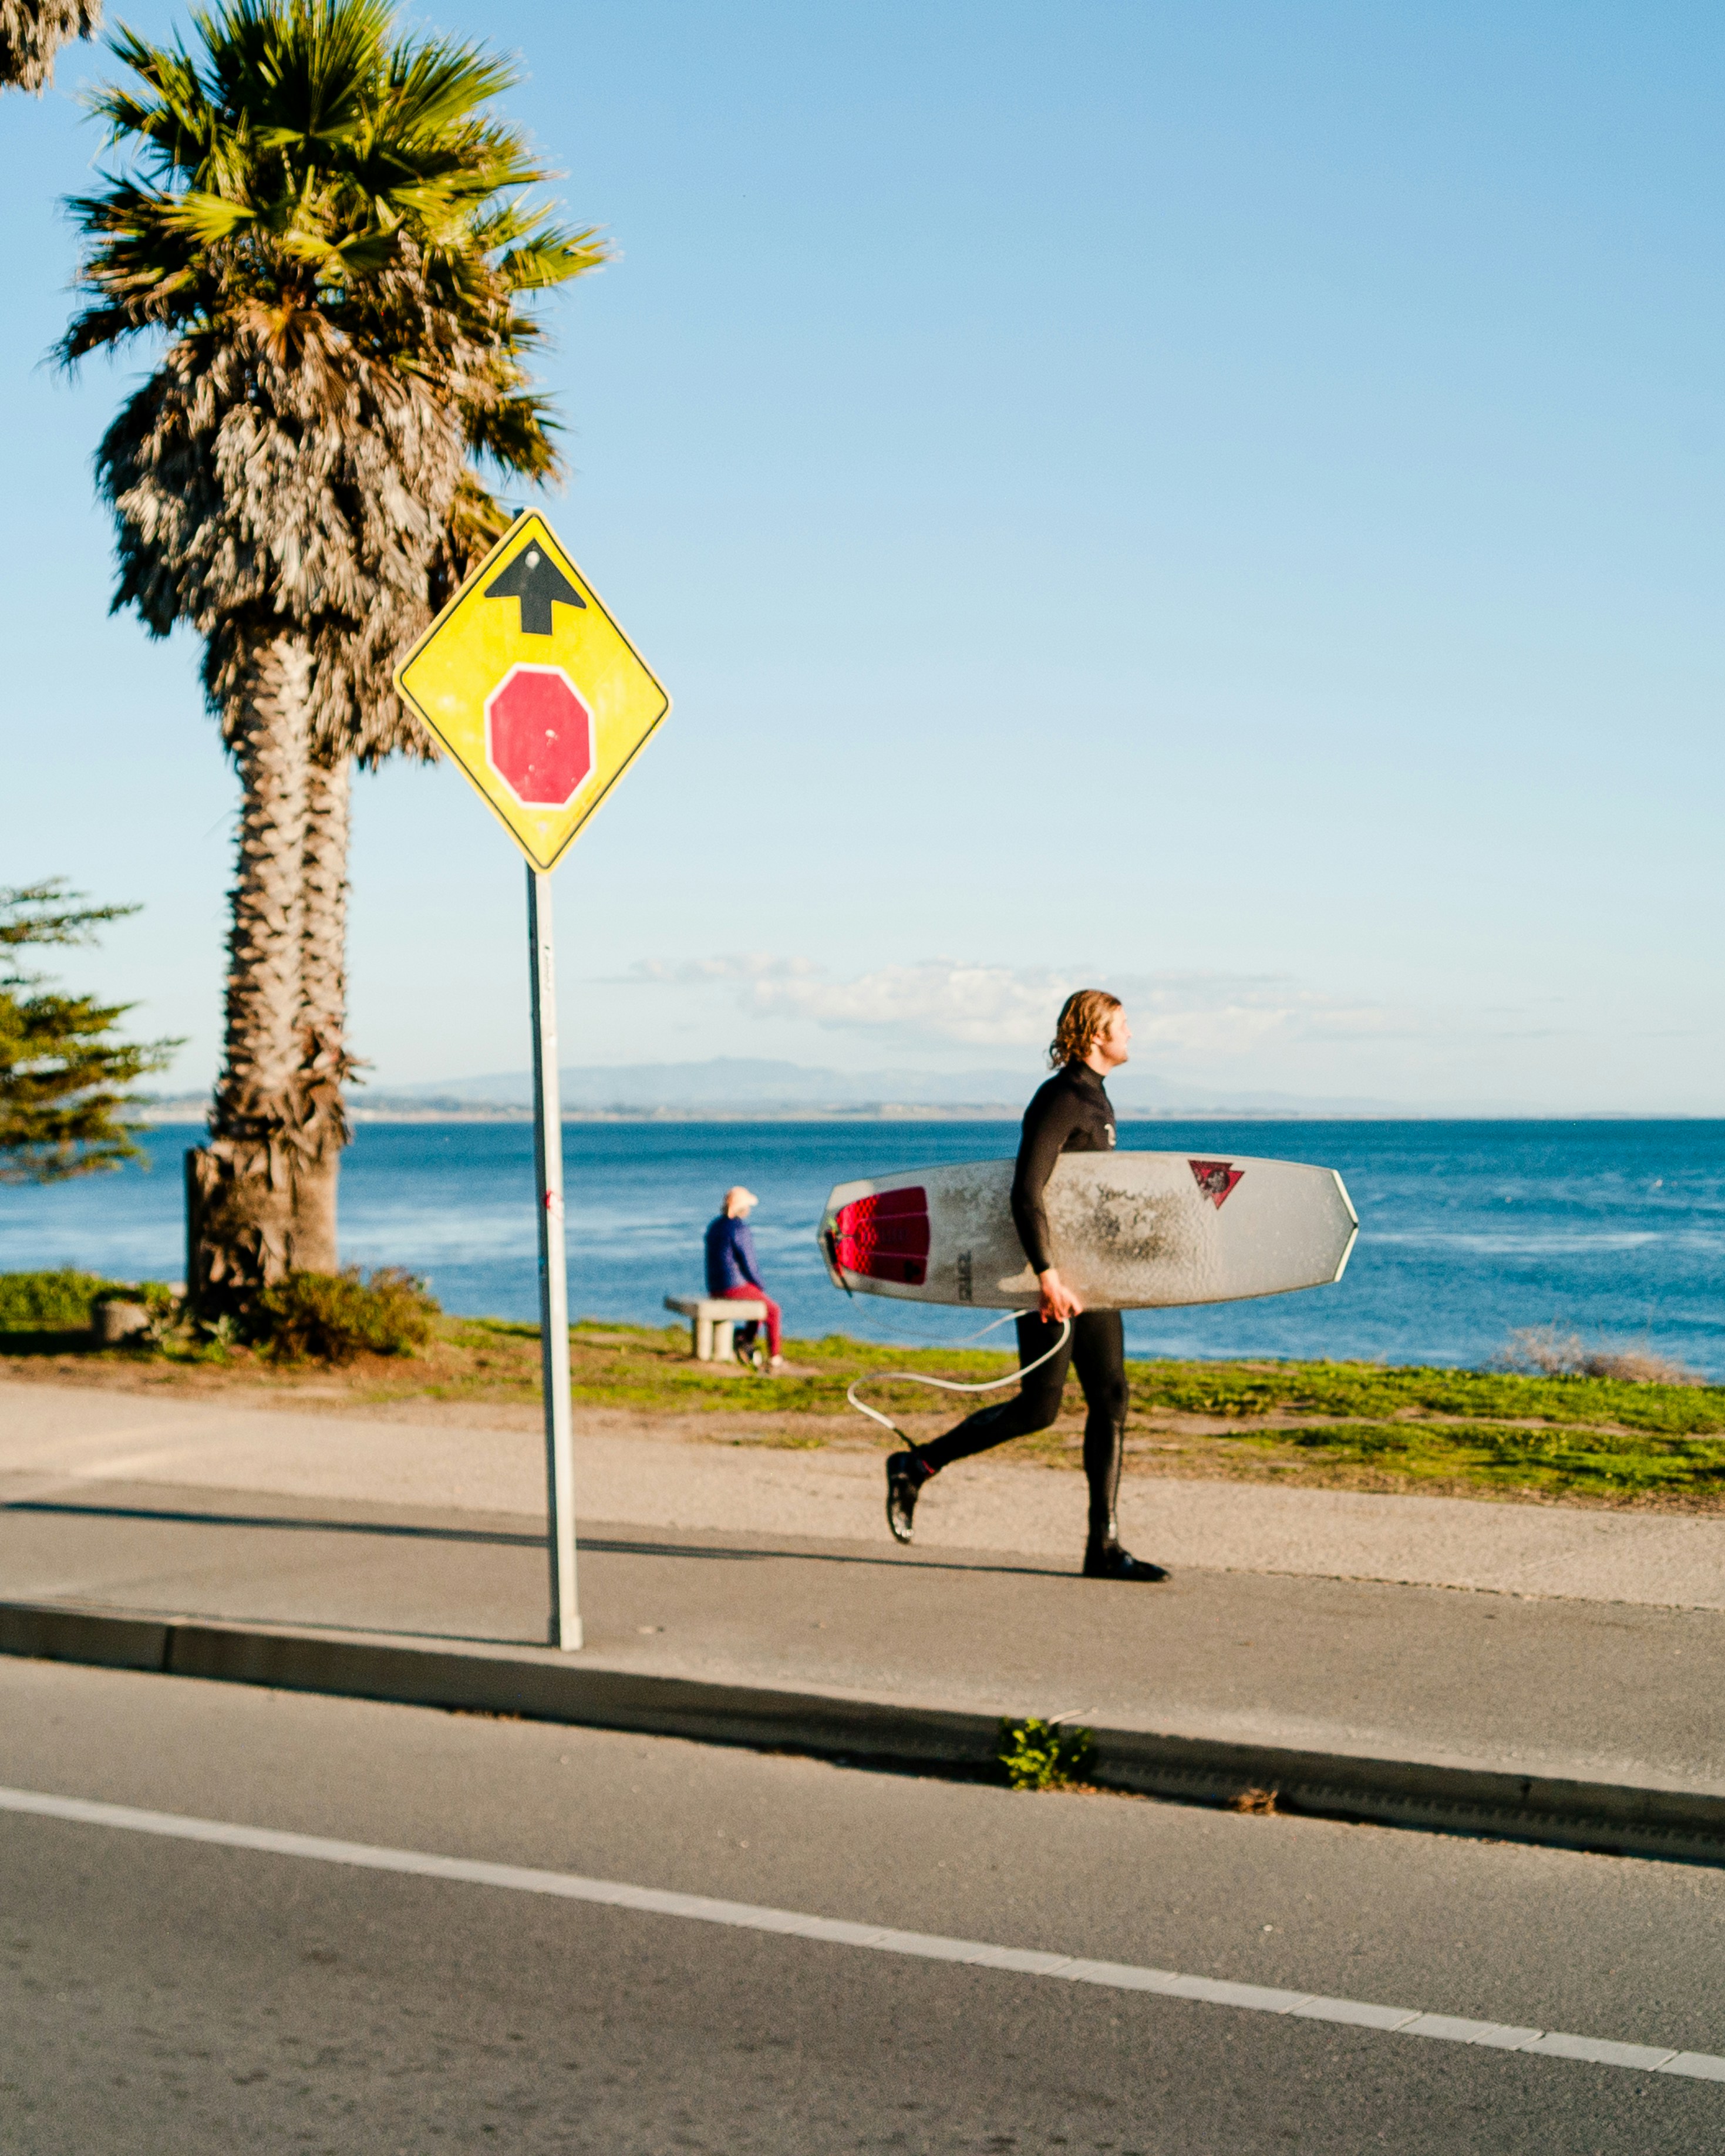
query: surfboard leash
844 1313 1074 1443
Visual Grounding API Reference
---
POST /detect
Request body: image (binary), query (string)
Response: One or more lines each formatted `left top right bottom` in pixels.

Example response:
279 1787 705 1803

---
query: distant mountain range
389 1057 1079 1112
129 1056 1640 1124
322 1056 1406 1120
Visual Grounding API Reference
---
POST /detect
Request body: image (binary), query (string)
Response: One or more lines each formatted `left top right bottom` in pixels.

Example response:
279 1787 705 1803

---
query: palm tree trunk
186 635 312 1313
291 751 353 1274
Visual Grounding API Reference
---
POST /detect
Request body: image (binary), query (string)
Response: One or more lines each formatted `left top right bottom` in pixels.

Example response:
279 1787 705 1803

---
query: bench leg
695 1315 713 1360
712 1319 736 1363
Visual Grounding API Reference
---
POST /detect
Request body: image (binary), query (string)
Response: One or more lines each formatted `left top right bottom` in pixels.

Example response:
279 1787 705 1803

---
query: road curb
5 1597 1723 1867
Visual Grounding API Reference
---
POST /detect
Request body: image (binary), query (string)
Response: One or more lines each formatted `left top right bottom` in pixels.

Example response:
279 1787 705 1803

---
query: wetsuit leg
914 1313 1074 1471
1070 1310 1128 1549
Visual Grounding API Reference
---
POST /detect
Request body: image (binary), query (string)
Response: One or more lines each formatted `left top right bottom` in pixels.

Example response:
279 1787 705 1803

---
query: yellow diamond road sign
393 512 670 872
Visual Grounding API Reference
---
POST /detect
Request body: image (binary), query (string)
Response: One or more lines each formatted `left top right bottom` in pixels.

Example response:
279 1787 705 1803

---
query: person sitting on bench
704 1186 783 1368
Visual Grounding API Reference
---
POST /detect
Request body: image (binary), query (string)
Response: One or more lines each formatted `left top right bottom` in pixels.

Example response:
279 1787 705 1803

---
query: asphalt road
2 1657 1723 2153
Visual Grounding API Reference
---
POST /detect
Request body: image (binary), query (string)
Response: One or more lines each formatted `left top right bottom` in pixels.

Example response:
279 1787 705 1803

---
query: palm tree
61 0 604 1309
2 0 101 93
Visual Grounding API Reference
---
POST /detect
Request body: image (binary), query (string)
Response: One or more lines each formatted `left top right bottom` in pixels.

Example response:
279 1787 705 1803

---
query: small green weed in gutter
997 1717 1097 1792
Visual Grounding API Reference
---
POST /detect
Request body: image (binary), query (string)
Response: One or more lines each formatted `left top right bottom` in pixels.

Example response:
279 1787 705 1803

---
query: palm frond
499 226 610 292
157 186 257 242
463 386 563 485
2 0 102 95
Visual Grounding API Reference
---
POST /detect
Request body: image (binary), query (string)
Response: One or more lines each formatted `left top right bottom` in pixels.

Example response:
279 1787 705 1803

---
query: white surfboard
818 1151 1357 1311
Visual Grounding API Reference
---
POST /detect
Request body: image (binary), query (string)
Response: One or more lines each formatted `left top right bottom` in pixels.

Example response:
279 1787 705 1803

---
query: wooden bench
664 1295 767 1363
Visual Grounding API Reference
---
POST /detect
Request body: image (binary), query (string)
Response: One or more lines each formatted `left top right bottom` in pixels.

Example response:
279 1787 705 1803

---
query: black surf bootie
1082 1541 1170 1582
886 1453 931 1544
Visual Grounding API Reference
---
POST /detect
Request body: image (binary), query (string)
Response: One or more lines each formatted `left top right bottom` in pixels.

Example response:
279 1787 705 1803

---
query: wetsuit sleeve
1011 1083 1081 1273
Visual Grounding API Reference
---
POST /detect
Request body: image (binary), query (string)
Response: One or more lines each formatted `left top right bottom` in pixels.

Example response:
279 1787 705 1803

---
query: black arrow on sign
485 544 587 636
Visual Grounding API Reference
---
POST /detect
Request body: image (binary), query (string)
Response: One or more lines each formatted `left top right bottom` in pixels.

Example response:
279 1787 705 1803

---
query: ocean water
2 1120 1721 1375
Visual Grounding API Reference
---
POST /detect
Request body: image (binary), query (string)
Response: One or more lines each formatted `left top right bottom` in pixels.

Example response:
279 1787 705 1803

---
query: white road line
2 1783 1721 2083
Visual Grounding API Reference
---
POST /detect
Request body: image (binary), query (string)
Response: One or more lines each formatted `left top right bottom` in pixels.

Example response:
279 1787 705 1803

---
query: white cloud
1124 972 1400 1057
627 954 819 986
625 954 1393 1057
749 961 1079 1045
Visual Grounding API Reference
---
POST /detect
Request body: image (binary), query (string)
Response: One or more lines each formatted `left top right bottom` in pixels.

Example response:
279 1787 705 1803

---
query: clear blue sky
2 1 1720 1110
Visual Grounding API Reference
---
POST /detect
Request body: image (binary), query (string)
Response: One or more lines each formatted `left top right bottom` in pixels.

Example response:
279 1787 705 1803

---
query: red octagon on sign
484 665 594 808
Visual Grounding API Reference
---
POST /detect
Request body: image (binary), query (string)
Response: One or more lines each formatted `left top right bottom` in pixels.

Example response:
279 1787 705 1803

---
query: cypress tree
0 882 177 1183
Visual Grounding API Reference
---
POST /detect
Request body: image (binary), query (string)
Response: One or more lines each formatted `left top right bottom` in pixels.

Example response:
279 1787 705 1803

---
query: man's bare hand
1037 1267 1082 1323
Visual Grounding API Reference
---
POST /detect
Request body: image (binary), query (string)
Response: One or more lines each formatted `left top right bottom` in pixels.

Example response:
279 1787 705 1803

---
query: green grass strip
1234 1420 1725 1499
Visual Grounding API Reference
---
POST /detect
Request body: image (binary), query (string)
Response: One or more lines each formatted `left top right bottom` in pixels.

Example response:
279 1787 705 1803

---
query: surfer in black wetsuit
885 990 1168 1581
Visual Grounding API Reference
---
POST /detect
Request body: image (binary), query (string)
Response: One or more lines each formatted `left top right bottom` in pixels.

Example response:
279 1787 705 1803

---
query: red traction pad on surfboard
1189 1159 1244 1208
830 1188 930 1286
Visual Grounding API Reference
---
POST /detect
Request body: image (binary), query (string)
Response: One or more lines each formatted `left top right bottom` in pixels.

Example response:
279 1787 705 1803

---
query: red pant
720 1283 780 1357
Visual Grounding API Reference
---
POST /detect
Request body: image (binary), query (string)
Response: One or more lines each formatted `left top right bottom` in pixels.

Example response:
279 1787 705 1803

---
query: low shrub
0 1269 113 1330
1493 1325 1700 1386
996 1716 1097 1792
256 1267 439 1364
0 1269 174 1333
1585 1348 1702 1384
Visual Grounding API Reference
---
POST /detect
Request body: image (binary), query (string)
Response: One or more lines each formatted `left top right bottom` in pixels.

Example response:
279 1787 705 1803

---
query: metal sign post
527 867 580 1650
392 510 669 1660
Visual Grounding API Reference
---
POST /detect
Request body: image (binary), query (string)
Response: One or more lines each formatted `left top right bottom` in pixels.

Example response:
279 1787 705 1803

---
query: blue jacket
705 1214 764 1295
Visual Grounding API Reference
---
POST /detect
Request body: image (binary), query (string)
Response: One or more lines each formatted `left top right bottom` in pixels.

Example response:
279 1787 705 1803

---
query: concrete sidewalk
5 1377 1725 1608
4 1377 1723 1864
1 1469 1718 1791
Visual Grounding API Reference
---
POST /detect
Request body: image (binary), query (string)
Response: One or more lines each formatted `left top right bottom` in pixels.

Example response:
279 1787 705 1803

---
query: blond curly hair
1049 989 1122 1070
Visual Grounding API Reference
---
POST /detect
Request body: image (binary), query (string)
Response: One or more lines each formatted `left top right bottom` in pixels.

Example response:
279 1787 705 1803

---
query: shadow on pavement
0 1495 1075 1580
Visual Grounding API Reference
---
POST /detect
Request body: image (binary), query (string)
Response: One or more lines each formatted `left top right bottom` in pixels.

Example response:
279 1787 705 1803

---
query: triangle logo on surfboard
1190 1158 1244 1208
